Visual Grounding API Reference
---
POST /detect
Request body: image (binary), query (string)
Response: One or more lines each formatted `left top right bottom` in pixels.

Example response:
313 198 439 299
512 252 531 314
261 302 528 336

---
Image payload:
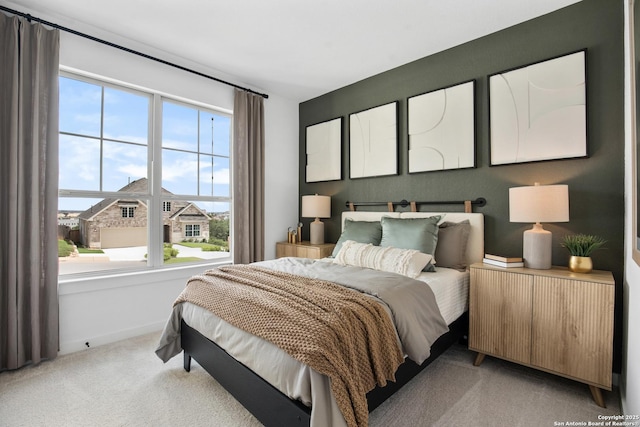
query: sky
58 76 231 213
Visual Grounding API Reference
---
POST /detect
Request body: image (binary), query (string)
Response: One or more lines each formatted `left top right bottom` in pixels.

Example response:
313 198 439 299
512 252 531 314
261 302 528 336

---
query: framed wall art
305 117 342 183
349 101 398 179
408 80 475 173
489 50 587 166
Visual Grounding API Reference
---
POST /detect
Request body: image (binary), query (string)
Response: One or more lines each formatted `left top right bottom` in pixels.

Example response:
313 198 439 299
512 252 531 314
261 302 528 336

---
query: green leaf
560 234 606 257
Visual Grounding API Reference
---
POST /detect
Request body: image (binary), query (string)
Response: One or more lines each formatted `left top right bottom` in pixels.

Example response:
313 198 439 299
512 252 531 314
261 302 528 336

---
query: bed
156 210 484 427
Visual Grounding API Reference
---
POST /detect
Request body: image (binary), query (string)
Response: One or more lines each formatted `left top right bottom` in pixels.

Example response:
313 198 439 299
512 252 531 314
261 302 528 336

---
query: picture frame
305 117 342 183
489 49 588 166
407 80 475 173
349 101 398 179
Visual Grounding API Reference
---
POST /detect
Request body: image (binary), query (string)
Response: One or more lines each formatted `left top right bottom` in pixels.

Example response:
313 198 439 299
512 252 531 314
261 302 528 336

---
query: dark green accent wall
299 0 624 371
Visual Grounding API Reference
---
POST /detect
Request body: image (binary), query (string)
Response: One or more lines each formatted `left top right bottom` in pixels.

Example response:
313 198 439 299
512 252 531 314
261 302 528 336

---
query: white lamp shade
509 184 569 223
302 195 331 219
509 183 569 270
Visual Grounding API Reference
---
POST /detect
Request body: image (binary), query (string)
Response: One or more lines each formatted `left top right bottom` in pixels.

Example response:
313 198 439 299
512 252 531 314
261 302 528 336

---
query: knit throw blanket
174 264 404 427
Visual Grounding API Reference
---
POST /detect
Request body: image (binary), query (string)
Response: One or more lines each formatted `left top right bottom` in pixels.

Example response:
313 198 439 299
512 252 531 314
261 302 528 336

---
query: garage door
100 227 147 248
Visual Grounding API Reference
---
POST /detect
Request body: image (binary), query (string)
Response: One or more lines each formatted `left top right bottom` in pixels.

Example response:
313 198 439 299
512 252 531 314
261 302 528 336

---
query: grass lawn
164 257 203 264
178 242 228 252
178 242 216 249
78 247 104 254
58 239 75 257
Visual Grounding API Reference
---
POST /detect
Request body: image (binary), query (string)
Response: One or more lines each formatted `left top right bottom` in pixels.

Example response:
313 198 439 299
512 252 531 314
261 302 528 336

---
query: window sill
58 258 232 295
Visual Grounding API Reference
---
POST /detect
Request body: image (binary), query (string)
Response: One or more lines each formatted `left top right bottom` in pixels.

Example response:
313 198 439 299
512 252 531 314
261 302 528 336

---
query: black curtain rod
345 198 487 208
0 5 269 99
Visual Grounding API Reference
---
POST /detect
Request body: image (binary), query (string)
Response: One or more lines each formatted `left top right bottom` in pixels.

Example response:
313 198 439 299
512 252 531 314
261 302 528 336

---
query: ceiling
4 0 581 102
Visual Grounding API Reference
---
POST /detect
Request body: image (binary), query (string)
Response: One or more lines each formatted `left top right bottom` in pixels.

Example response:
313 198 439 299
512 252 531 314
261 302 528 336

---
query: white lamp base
523 223 552 269
309 218 325 245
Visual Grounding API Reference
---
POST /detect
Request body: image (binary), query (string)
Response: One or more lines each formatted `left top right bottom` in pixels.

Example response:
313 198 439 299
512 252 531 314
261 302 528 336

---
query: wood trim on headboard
346 198 486 213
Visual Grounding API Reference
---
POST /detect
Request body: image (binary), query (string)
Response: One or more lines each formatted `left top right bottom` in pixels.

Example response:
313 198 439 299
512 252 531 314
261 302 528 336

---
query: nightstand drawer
469 267 532 365
275 241 335 259
531 276 614 388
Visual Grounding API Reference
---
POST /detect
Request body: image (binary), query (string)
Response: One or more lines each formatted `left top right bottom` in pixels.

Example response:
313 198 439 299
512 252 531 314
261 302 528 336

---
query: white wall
5 4 300 354
264 95 300 259
623 0 640 416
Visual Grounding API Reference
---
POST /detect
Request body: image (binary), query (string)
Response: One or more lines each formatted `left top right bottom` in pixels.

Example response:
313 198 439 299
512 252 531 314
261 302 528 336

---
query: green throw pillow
380 216 441 270
332 219 382 257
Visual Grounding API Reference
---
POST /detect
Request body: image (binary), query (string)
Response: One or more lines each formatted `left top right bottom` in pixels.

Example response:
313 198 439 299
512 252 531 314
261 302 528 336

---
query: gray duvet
252 257 449 364
156 257 449 426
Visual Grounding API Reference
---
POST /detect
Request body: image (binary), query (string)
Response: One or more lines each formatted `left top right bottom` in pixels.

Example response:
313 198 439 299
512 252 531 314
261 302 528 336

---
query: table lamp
302 194 331 244
509 182 569 269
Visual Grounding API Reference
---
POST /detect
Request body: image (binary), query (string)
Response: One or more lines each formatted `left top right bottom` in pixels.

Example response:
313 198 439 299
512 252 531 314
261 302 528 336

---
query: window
121 207 135 218
58 73 232 276
185 224 200 238
161 100 230 198
58 77 149 193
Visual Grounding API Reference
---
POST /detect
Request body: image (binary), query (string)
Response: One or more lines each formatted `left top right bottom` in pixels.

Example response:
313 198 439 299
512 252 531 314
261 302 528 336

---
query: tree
209 218 229 241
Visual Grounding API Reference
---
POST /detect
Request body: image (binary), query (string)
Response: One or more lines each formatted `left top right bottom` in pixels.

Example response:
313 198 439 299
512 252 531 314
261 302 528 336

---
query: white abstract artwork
490 50 587 165
349 102 398 178
306 117 342 182
408 81 475 173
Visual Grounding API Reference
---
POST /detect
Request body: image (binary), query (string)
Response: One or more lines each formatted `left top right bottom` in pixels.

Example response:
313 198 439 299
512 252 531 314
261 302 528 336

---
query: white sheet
417 267 469 325
178 266 469 427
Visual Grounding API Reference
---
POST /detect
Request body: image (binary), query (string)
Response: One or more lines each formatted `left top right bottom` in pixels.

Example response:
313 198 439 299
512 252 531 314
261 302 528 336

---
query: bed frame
182 313 468 427
181 208 484 427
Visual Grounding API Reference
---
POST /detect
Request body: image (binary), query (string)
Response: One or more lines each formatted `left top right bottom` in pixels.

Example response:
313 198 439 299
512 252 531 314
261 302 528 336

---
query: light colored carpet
0 332 621 427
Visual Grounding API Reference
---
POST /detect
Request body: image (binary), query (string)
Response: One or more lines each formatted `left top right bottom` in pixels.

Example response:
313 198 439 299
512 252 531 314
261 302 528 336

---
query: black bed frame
181 312 468 427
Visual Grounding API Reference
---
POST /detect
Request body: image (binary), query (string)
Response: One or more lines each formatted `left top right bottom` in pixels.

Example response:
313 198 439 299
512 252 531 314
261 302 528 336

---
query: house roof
169 203 210 221
78 178 148 220
78 178 202 221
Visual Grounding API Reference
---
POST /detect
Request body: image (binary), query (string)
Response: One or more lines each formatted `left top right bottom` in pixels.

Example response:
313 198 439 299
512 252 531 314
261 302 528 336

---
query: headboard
340 211 485 266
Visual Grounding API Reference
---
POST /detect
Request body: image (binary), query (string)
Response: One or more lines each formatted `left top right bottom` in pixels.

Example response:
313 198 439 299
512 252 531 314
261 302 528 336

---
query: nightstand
275 241 335 259
469 262 615 407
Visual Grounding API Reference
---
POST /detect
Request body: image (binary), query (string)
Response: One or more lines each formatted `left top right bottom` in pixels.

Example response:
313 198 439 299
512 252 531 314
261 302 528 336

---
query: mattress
174 265 468 427
418 267 469 325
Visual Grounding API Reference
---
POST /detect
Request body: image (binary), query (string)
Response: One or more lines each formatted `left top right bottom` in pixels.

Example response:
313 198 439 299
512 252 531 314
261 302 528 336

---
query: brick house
78 178 210 249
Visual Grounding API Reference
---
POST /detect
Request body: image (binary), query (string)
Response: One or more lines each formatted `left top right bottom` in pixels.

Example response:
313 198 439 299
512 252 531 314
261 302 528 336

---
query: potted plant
561 234 606 273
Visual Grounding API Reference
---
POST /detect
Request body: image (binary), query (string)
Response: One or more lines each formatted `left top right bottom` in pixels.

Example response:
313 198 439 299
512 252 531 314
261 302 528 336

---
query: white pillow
333 240 433 278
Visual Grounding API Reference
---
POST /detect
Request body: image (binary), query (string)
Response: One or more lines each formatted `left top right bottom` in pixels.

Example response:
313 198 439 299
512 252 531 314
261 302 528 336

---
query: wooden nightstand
275 241 335 259
469 262 615 407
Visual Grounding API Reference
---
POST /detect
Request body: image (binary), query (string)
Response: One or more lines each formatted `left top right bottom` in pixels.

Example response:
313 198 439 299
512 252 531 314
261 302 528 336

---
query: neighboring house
78 178 210 249
57 212 80 228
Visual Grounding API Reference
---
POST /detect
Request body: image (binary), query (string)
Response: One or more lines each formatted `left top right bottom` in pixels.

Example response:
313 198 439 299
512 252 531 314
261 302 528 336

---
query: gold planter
569 256 592 273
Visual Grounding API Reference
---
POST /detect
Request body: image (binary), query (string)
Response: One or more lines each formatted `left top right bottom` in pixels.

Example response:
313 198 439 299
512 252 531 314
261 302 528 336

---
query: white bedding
176 266 468 427
418 267 469 325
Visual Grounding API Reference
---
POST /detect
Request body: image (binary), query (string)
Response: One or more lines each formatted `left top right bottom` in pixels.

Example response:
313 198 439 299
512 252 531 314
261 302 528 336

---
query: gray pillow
331 219 382 257
435 220 471 271
379 216 441 264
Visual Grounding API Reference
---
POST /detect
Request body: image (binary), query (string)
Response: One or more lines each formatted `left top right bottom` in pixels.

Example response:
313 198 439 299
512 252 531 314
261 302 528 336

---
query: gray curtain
232 89 265 264
0 13 60 370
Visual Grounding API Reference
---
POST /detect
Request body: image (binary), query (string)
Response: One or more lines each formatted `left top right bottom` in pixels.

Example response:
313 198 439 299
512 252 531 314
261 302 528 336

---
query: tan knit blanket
174 264 404 427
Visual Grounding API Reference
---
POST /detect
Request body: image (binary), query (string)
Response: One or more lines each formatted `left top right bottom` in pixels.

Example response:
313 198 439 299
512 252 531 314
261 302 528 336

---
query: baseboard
58 320 166 355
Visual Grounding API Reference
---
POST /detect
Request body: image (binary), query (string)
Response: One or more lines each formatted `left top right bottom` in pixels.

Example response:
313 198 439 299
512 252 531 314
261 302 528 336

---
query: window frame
121 207 135 218
184 224 201 238
58 70 233 278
